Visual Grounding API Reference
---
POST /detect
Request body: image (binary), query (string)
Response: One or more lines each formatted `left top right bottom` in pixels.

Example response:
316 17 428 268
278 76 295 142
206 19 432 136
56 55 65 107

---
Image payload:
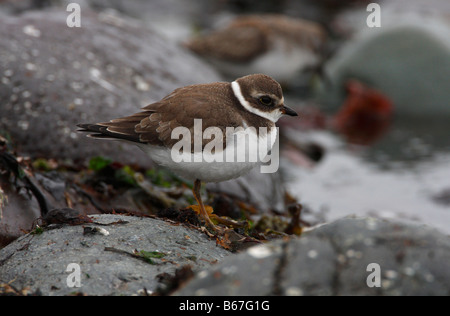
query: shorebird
78 74 298 231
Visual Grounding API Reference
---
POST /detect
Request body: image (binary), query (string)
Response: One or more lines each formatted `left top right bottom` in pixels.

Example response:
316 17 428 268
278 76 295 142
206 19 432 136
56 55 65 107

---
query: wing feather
77 82 240 151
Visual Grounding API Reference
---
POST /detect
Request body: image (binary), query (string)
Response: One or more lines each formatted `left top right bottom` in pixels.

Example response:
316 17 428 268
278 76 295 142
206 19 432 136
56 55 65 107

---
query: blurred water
284 123 450 234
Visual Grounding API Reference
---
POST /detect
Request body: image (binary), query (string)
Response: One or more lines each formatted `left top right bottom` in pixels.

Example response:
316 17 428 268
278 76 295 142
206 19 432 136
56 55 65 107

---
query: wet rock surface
0 8 221 167
0 214 231 296
2 214 449 296
175 217 450 296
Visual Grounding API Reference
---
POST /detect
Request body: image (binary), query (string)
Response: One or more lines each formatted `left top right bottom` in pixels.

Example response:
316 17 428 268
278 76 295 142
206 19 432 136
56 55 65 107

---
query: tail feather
77 123 142 143
77 110 155 143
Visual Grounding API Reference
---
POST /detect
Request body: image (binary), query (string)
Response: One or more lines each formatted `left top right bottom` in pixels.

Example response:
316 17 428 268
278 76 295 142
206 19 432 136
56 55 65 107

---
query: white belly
138 127 278 182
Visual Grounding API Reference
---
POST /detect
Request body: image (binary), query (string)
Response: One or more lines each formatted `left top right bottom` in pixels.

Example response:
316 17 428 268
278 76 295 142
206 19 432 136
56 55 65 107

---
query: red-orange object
333 80 393 145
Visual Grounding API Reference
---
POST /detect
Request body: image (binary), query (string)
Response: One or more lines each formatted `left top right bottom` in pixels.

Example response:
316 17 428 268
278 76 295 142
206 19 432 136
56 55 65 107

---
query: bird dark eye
259 96 273 106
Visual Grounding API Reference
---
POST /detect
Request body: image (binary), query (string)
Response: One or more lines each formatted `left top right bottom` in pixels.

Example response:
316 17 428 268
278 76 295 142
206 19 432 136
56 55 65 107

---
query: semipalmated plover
185 14 327 83
78 74 298 231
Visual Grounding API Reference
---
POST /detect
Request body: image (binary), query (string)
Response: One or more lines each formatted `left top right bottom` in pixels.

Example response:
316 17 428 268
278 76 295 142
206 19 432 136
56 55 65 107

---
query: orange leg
193 179 217 231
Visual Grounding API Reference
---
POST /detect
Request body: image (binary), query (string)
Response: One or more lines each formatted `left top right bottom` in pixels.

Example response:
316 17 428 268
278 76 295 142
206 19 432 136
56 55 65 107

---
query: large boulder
0 214 231 295
175 217 450 296
0 8 221 167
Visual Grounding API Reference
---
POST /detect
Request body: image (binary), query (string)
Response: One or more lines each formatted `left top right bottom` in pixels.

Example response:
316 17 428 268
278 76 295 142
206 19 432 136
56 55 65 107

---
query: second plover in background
185 14 327 84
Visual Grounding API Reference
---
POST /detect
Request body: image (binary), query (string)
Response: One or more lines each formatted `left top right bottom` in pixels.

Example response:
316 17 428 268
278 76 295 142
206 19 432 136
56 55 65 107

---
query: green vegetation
137 250 167 264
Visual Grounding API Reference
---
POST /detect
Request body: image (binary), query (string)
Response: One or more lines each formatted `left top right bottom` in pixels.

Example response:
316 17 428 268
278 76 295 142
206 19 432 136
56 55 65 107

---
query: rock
0 214 231 295
175 217 450 295
333 0 450 36
1 0 224 42
0 8 221 167
82 0 220 42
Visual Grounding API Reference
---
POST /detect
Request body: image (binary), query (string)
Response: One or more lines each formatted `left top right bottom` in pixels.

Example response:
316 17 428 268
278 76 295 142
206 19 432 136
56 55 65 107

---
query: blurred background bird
185 14 327 85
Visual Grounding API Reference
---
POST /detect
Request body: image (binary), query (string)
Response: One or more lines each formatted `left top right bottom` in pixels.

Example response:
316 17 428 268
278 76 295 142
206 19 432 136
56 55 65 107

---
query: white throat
231 81 282 123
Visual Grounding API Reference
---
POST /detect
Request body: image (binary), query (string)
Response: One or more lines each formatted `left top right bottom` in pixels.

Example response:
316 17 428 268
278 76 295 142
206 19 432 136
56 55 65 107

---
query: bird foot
187 205 247 231
187 204 221 233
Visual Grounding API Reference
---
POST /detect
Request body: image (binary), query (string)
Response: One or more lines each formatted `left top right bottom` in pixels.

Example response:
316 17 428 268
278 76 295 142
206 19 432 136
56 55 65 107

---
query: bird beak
281 105 298 117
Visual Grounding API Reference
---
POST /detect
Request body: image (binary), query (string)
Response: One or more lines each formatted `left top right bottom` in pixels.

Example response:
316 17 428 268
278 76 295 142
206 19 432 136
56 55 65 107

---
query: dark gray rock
0 9 221 167
81 0 220 42
175 216 450 296
0 214 231 295
0 0 224 42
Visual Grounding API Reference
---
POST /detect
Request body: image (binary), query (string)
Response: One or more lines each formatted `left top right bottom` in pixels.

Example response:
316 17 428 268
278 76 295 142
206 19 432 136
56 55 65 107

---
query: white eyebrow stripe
231 81 282 123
